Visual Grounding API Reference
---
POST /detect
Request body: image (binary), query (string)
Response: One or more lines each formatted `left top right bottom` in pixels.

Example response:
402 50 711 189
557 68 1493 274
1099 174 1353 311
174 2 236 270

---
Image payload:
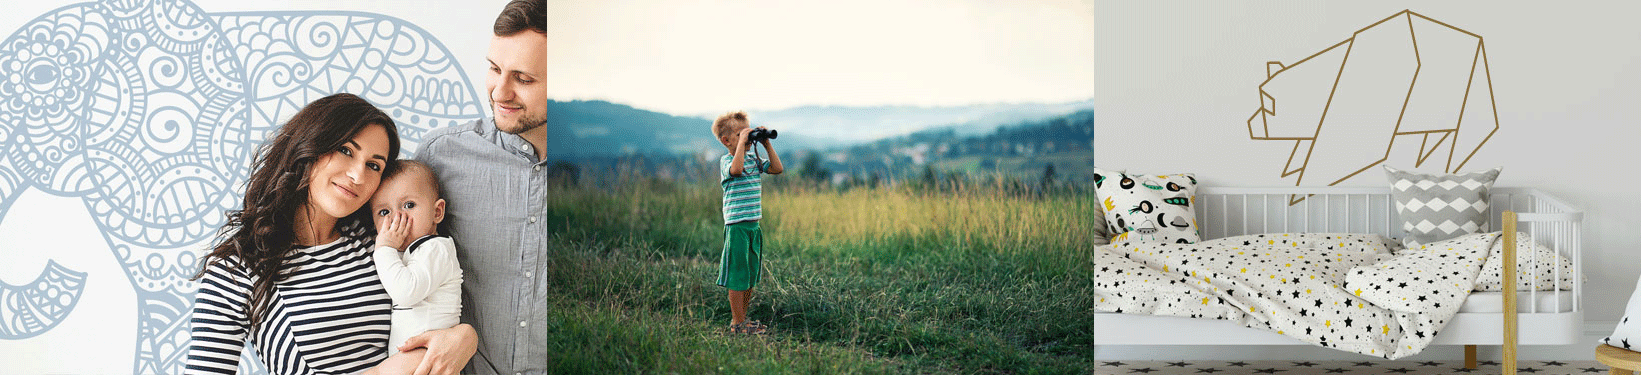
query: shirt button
534 165 542 172
528 216 537 223
524 270 533 278
519 321 528 327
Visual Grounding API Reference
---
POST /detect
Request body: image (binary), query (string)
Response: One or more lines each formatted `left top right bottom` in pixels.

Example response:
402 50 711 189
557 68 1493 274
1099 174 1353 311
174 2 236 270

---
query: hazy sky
548 0 1094 115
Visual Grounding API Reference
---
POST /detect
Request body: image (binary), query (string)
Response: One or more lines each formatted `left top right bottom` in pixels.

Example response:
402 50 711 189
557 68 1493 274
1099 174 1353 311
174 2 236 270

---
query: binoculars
748 128 778 142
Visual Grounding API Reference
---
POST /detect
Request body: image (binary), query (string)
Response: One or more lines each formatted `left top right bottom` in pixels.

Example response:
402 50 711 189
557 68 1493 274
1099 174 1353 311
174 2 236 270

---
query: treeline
546 156 1086 198
842 109 1093 161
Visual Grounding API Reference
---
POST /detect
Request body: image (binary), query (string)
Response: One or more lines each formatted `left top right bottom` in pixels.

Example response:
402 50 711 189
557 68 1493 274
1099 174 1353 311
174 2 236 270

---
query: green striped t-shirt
720 153 769 225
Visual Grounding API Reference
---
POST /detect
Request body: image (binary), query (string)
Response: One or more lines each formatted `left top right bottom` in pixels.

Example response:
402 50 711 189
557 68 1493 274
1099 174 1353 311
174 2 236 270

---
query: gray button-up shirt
416 118 546 374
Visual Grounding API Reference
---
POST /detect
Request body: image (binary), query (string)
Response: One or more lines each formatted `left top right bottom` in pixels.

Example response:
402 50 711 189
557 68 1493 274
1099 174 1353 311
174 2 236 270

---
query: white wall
1096 0 1641 360
0 0 504 373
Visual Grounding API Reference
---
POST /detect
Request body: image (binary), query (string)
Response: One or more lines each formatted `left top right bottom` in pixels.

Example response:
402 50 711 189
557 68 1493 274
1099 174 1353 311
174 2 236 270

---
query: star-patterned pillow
1346 232 1496 313
1601 275 1641 350
1094 168 1200 244
1473 232 1576 292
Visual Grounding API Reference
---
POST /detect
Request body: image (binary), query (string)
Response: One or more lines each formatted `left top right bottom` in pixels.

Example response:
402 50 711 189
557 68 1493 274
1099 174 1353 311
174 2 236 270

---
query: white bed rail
1193 187 1584 314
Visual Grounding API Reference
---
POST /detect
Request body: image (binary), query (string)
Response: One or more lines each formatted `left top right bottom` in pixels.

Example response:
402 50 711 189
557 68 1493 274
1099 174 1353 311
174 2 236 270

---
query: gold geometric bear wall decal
1248 10 1498 202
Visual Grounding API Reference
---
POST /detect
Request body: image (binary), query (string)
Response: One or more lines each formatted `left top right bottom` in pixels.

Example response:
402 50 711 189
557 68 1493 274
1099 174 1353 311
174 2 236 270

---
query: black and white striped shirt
186 223 393 375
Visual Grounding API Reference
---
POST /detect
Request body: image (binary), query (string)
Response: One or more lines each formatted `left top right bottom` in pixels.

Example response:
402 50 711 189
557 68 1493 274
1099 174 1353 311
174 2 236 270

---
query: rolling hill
547 100 1093 185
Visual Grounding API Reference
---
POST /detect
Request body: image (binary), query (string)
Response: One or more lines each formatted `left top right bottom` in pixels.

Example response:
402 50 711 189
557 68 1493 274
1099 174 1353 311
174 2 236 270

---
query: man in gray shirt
402 0 546 374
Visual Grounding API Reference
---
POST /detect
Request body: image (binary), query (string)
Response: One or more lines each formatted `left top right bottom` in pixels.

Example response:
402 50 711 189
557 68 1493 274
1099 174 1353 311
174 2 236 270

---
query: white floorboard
1094 322 1613 361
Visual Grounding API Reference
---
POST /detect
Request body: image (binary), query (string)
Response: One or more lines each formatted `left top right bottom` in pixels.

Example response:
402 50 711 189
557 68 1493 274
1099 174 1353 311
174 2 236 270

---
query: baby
370 160 463 357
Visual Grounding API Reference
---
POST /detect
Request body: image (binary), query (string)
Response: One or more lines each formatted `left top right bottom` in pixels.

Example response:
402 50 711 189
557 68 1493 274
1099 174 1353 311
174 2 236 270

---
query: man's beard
493 99 545 135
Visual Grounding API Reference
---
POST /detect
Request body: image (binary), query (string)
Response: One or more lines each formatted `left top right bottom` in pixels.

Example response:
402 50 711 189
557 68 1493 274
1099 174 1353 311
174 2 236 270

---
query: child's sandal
728 321 769 335
742 320 769 335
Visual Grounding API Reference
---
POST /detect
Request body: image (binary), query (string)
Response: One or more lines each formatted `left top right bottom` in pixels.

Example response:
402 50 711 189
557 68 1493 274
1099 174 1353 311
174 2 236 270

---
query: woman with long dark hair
183 93 474 374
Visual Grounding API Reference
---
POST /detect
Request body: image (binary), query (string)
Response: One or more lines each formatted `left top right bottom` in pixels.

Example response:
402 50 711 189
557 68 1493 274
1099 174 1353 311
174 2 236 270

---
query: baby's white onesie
373 234 463 355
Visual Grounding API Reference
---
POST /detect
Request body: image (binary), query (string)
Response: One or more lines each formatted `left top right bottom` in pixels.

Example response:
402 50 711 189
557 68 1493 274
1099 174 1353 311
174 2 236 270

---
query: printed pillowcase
1473 232 1577 292
1384 166 1501 248
1345 232 1497 313
1601 275 1641 350
1094 168 1200 244
1091 169 1120 246
1092 202 1111 246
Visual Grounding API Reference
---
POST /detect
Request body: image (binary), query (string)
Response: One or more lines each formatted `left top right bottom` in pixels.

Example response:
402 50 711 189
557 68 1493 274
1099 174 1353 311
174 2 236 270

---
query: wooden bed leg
1503 213 1519 375
1465 345 1477 369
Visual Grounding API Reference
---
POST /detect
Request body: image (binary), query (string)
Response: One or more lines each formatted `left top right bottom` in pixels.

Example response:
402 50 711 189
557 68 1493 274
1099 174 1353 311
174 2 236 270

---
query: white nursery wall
1095 0 1641 360
0 0 503 373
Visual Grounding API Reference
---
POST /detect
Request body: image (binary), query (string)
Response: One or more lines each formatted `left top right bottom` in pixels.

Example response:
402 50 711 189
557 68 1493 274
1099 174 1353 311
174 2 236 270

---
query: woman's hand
375 212 411 250
398 323 478 375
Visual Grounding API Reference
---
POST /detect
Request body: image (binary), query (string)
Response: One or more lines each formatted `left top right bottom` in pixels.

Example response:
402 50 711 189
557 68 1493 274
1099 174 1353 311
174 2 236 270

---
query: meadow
547 178 1096 374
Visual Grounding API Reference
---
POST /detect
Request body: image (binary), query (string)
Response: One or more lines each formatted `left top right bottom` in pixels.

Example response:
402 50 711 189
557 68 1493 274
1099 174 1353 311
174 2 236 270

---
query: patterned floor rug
1094 360 1608 374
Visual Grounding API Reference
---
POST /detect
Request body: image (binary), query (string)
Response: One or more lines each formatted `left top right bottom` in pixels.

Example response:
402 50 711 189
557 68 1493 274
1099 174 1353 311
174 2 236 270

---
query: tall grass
549 181 1095 374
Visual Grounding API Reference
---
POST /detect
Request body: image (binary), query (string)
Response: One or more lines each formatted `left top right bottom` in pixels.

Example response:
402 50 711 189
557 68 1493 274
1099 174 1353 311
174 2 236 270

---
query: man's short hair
495 0 546 36
713 111 750 140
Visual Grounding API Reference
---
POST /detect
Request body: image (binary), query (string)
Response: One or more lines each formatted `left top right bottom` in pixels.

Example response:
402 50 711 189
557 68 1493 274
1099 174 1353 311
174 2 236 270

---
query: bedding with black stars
1095 232 1521 359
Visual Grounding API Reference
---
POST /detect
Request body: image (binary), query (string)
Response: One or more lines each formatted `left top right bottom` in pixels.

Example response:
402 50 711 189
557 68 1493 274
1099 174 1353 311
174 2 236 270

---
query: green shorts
717 221 763 291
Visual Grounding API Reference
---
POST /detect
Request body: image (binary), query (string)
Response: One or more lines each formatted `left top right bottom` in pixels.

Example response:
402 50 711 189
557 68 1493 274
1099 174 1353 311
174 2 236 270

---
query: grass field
548 181 1095 374
932 152 1093 180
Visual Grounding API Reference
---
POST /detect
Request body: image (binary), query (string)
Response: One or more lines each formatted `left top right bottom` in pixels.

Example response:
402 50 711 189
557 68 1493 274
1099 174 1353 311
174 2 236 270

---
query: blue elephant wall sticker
0 0 485 373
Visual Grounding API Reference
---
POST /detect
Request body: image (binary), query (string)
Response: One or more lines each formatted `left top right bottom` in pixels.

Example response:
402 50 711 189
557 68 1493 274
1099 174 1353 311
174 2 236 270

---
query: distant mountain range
547 100 716 158
547 99 1093 185
547 99 1094 159
818 109 1093 182
708 99 1096 144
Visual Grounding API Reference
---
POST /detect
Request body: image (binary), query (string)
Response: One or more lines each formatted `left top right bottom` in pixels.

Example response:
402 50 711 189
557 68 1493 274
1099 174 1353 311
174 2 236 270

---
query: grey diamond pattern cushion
1385 165 1501 248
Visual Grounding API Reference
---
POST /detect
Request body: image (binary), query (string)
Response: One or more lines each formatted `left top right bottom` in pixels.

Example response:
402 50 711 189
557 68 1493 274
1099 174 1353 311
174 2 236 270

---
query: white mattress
1457 290 1575 313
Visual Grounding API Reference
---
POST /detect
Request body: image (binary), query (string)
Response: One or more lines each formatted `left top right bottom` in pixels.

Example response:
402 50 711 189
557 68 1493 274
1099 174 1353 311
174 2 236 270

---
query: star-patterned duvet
1095 232 1507 359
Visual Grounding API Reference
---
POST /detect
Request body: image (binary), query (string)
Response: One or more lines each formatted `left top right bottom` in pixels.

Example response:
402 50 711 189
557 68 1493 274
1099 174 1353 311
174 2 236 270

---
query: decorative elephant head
0 0 485 373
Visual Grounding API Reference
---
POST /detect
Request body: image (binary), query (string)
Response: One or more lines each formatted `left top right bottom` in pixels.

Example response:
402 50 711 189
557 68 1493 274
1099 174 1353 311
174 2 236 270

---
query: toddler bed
1093 186 1582 372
